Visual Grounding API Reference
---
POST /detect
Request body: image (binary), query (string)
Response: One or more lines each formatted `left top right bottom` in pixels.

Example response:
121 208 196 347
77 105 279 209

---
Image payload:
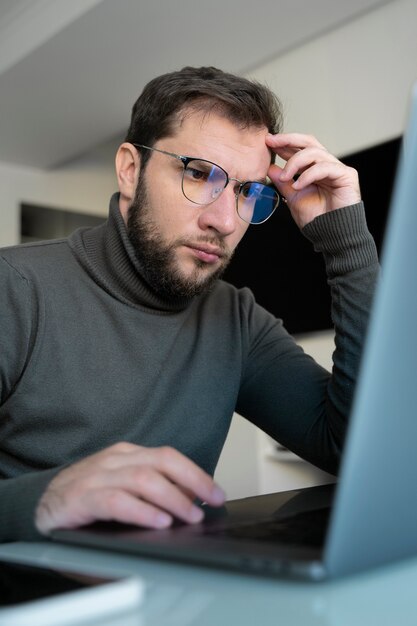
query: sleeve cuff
302 202 379 277
0 467 63 542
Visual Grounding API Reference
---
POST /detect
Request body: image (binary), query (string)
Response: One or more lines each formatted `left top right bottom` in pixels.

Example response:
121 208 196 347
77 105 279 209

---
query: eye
241 182 262 199
184 159 215 184
187 167 208 182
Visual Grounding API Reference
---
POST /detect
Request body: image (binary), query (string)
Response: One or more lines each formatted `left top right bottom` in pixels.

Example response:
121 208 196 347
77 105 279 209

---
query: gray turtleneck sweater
0 193 378 541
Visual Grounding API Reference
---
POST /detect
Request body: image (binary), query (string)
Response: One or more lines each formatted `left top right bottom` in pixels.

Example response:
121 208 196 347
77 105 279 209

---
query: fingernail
155 512 172 528
210 485 226 505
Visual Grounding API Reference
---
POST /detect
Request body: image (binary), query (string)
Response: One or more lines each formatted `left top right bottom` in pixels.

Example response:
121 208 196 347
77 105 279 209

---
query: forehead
157 109 271 180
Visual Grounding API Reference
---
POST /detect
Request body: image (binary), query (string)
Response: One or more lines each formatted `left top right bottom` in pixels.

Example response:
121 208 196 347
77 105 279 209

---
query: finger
266 133 330 166
139 446 225 507
266 132 325 149
291 161 355 191
279 147 339 182
106 465 205 524
77 488 174 530
86 445 225 510
67 443 226 508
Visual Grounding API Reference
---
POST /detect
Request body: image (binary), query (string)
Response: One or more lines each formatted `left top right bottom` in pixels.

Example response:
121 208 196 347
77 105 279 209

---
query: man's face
127 110 271 298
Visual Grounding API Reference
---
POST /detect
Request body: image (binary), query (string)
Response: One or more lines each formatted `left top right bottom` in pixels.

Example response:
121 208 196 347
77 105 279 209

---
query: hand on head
266 133 361 229
35 442 225 535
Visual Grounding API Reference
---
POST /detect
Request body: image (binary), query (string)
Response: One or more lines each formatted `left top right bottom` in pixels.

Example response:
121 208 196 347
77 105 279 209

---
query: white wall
249 0 417 156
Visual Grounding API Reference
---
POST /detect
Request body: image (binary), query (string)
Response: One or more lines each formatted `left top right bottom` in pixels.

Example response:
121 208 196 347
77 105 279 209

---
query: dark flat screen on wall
222 136 402 335
20 204 105 243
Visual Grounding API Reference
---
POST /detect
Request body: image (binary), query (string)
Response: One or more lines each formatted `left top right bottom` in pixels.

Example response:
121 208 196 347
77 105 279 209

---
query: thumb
268 163 295 204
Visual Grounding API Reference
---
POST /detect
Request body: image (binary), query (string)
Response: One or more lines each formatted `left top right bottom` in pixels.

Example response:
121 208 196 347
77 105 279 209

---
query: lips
186 243 225 264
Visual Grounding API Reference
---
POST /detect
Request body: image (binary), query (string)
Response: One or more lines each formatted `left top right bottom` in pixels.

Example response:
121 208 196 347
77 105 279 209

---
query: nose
197 186 238 236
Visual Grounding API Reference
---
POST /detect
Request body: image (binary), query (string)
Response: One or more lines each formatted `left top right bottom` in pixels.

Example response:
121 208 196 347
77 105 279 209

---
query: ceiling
0 0 393 170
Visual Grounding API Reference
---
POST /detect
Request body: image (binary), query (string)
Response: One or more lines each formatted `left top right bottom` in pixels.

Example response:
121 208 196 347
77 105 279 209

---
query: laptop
52 85 417 581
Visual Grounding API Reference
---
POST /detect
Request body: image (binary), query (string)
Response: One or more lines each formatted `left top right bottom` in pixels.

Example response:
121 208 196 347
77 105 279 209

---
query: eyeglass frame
132 143 281 225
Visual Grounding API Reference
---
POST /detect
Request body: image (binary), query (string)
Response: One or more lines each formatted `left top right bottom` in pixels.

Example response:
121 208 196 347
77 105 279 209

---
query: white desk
1 541 417 625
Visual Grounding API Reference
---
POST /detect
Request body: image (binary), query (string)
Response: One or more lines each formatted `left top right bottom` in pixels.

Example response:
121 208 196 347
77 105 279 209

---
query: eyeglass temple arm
133 144 188 165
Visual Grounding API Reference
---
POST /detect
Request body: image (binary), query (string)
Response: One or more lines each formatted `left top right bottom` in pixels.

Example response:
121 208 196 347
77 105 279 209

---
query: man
0 67 378 542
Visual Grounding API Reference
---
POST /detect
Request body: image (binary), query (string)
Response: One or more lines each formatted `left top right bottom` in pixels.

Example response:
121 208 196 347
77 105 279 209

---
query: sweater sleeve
0 468 63 541
236 202 379 475
0 256 35 404
0 256 57 541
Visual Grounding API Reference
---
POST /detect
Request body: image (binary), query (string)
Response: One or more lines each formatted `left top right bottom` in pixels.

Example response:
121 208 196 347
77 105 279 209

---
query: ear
115 142 141 222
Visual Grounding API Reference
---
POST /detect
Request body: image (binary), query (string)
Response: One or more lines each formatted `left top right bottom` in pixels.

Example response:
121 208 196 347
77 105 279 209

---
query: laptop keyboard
203 507 331 548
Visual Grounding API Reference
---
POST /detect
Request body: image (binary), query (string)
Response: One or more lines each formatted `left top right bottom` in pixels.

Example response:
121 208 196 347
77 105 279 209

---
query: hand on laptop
35 442 226 535
266 132 361 228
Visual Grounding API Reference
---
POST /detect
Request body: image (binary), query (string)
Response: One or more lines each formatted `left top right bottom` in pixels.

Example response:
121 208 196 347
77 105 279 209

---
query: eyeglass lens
182 160 279 225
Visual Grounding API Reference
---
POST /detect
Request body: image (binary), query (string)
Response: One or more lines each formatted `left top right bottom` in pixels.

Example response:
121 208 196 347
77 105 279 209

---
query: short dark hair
125 66 283 167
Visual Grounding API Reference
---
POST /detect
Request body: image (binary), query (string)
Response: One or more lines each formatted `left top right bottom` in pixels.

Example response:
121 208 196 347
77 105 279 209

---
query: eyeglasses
133 144 281 225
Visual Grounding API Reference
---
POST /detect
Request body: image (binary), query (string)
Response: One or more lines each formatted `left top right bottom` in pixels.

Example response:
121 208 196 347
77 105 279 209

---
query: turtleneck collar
68 192 194 313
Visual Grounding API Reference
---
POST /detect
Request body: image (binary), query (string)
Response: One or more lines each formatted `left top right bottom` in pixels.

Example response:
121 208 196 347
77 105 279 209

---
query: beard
127 174 234 299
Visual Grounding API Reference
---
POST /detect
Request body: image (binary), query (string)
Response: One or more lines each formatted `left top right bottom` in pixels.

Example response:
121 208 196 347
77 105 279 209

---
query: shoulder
1 237 69 264
0 238 73 282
